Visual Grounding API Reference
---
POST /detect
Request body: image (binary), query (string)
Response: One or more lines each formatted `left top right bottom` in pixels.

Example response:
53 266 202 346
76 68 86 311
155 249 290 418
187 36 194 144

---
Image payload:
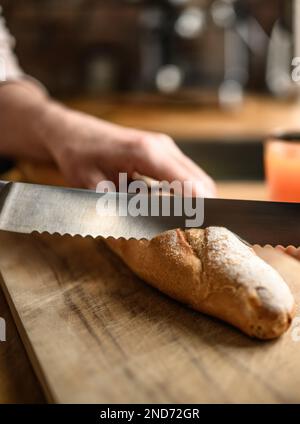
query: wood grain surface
0 167 267 404
0 279 45 403
0 165 298 403
65 95 300 141
0 230 299 404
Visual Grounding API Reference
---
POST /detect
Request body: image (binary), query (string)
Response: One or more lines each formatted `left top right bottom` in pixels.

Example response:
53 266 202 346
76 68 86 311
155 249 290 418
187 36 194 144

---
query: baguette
106 227 295 339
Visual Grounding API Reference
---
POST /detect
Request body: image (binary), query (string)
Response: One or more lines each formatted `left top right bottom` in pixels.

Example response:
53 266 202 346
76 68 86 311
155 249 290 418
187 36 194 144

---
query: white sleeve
0 7 24 82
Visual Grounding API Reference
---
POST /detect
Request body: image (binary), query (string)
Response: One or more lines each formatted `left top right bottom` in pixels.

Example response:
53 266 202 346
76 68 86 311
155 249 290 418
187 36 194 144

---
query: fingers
59 159 108 190
157 134 217 197
138 153 211 197
84 168 108 190
53 117 216 198
132 132 216 197
170 149 217 197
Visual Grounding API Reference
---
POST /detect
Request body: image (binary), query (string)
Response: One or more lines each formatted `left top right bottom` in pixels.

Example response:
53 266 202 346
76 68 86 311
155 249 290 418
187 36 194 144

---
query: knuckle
159 133 174 144
133 135 152 155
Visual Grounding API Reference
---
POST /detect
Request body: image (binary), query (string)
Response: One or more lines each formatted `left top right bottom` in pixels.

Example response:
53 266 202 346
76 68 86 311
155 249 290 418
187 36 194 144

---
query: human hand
42 103 216 196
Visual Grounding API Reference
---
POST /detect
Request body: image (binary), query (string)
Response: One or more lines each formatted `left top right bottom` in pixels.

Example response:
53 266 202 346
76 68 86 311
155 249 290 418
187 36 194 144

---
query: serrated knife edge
0 180 299 246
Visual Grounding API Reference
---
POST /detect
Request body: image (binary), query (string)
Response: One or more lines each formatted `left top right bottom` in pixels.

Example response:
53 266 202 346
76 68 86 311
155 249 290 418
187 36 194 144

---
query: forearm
0 79 63 161
0 79 217 195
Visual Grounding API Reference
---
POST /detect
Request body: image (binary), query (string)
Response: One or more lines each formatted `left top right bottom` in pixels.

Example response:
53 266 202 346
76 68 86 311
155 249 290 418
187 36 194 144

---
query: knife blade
0 180 299 246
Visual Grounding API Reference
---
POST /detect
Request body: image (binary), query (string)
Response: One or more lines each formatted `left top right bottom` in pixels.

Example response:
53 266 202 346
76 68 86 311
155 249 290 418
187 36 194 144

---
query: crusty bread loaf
106 227 295 339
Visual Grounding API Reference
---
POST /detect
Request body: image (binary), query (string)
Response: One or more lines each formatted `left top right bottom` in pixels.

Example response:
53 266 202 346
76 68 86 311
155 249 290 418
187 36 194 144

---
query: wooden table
65 95 300 142
1 231 300 404
0 96 298 403
0 282 45 403
0 170 296 403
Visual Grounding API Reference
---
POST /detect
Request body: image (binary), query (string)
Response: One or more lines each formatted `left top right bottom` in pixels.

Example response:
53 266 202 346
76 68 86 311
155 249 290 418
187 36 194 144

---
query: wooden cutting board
0 230 299 403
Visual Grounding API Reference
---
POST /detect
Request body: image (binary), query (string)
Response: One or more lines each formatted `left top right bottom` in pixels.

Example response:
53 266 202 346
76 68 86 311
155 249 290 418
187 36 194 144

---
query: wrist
37 100 74 159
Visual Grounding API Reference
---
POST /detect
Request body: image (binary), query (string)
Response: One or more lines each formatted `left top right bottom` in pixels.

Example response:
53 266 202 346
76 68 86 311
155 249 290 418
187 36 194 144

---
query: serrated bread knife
0 180 299 246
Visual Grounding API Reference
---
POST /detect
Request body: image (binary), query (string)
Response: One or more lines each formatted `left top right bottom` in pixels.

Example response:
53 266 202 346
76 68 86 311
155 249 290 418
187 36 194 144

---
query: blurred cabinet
2 0 286 99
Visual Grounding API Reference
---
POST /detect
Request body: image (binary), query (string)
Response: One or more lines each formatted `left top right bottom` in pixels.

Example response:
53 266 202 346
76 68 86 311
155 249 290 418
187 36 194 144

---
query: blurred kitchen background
2 0 300 180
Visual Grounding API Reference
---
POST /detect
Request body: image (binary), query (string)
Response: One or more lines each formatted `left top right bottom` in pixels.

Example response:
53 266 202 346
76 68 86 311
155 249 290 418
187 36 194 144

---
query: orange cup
265 132 300 202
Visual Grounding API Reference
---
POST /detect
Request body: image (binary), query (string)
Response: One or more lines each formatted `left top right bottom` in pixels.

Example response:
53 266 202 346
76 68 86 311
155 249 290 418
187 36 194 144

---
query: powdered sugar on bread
106 227 295 339
205 227 294 313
